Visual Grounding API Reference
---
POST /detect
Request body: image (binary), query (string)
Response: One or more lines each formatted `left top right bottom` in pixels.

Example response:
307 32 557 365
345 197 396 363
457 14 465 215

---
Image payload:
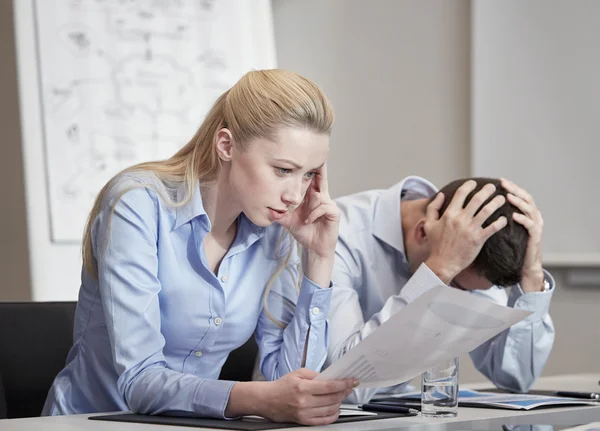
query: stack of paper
378 389 600 411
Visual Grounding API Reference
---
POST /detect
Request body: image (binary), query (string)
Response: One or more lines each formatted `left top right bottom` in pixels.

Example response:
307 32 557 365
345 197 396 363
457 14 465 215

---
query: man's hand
501 178 546 293
424 180 508 284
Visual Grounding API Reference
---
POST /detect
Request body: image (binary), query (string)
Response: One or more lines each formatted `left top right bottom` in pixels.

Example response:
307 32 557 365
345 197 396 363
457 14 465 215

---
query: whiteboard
14 0 275 300
471 0 600 267
32 0 276 243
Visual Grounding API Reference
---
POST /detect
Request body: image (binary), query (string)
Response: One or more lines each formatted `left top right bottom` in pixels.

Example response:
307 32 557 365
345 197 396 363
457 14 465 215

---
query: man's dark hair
433 178 528 286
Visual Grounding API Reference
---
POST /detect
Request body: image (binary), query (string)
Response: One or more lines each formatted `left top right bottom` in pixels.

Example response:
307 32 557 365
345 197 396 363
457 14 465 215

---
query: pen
554 391 600 400
361 403 420 415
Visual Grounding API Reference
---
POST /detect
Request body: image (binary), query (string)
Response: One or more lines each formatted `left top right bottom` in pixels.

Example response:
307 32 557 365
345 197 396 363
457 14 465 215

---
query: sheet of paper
241 407 376 421
339 408 377 417
382 389 600 410
316 285 531 388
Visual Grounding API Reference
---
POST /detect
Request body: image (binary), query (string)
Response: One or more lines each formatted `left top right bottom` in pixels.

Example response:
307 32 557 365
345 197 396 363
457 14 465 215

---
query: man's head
402 178 528 288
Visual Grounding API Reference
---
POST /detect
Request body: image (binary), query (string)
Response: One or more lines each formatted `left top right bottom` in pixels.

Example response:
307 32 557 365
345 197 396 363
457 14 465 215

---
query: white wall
472 0 600 266
272 0 471 198
470 0 600 377
272 0 600 383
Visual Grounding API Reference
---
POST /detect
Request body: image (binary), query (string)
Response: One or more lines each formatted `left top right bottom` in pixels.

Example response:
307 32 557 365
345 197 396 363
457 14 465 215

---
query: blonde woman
42 70 357 425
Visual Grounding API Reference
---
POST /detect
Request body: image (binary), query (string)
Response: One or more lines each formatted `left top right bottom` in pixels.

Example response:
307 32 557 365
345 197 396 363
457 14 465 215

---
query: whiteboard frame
542 253 600 268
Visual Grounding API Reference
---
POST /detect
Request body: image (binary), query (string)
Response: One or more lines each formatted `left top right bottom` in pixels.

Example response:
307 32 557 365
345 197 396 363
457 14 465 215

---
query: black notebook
89 410 411 430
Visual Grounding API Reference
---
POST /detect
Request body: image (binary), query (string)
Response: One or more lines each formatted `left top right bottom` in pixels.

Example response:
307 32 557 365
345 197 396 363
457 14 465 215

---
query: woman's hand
277 161 340 287
280 161 340 258
227 369 358 425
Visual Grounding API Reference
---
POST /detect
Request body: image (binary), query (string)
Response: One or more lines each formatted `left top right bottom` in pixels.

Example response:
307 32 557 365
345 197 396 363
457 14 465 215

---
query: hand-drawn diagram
34 0 274 242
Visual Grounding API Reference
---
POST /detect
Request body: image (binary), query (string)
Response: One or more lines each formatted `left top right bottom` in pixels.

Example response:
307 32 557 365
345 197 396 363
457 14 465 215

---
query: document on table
316 285 531 388
455 389 600 410
377 389 600 410
339 406 377 416
242 408 376 421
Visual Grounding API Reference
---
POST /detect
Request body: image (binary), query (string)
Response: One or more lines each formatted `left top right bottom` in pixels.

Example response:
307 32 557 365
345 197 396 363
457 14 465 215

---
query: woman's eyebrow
272 158 303 169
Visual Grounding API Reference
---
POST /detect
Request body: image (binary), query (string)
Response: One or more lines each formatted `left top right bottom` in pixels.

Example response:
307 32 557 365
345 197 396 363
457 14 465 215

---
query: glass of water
421 357 459 417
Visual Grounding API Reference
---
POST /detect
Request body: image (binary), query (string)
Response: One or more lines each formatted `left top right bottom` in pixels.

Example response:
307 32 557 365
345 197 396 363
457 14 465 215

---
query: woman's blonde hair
82 69 334 327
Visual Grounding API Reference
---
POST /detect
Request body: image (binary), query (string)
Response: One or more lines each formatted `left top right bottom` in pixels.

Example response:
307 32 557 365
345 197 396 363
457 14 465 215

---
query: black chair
0 301 76 419
0 300 258 419
0 371 6 419
219 336 259 382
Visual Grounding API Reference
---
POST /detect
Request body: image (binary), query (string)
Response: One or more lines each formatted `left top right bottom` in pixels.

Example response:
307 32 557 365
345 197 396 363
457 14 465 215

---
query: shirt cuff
296 275 332 324
193 379 236 419
510 269 555 321
400 263 448 303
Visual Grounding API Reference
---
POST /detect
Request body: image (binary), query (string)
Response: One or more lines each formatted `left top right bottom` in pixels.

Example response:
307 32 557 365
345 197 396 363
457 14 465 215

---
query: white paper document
380 389 600 410
316 285 531 388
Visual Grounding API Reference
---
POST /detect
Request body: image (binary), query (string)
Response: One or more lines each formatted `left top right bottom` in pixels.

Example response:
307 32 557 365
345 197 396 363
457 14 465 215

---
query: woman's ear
215 128 234 162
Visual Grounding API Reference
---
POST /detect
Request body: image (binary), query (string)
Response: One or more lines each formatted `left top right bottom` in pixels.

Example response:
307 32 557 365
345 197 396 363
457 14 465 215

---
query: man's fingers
501 178 534 204
506 193 535 218
513 212 535 230
426 193 445 222
446 180 477 213
464 183 497 217
472 194 505 227
480 216 507 241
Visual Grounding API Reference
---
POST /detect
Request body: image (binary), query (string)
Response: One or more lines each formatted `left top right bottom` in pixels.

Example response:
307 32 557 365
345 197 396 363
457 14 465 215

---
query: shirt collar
372 176 438 254
174 181 265 238
174 182 208 230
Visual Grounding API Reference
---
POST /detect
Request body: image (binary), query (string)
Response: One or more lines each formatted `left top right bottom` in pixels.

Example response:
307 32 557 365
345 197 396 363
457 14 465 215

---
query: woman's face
228 126 330 227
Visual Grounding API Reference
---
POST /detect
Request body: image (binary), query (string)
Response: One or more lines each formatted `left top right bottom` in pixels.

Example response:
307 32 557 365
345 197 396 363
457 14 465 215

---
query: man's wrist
520 268 545 292
424 258 456 285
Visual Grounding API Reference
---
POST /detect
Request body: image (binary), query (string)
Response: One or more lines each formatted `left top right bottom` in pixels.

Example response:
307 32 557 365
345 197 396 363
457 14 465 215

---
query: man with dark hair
326 176 554 403
434 178 529 287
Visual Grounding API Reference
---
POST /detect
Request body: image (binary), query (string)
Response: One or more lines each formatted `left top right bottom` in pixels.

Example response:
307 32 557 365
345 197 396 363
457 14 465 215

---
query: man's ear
415 218 428 246
215 128 234 162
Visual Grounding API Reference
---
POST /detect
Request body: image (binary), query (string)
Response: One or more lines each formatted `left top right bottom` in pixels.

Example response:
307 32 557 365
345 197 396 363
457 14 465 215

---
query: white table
1 373 599 431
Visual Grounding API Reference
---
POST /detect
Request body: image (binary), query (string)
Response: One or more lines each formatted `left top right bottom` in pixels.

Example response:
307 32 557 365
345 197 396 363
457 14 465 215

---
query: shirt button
194 351 203 357
311 307 320 315
214 317 223 326
221 275 228 283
